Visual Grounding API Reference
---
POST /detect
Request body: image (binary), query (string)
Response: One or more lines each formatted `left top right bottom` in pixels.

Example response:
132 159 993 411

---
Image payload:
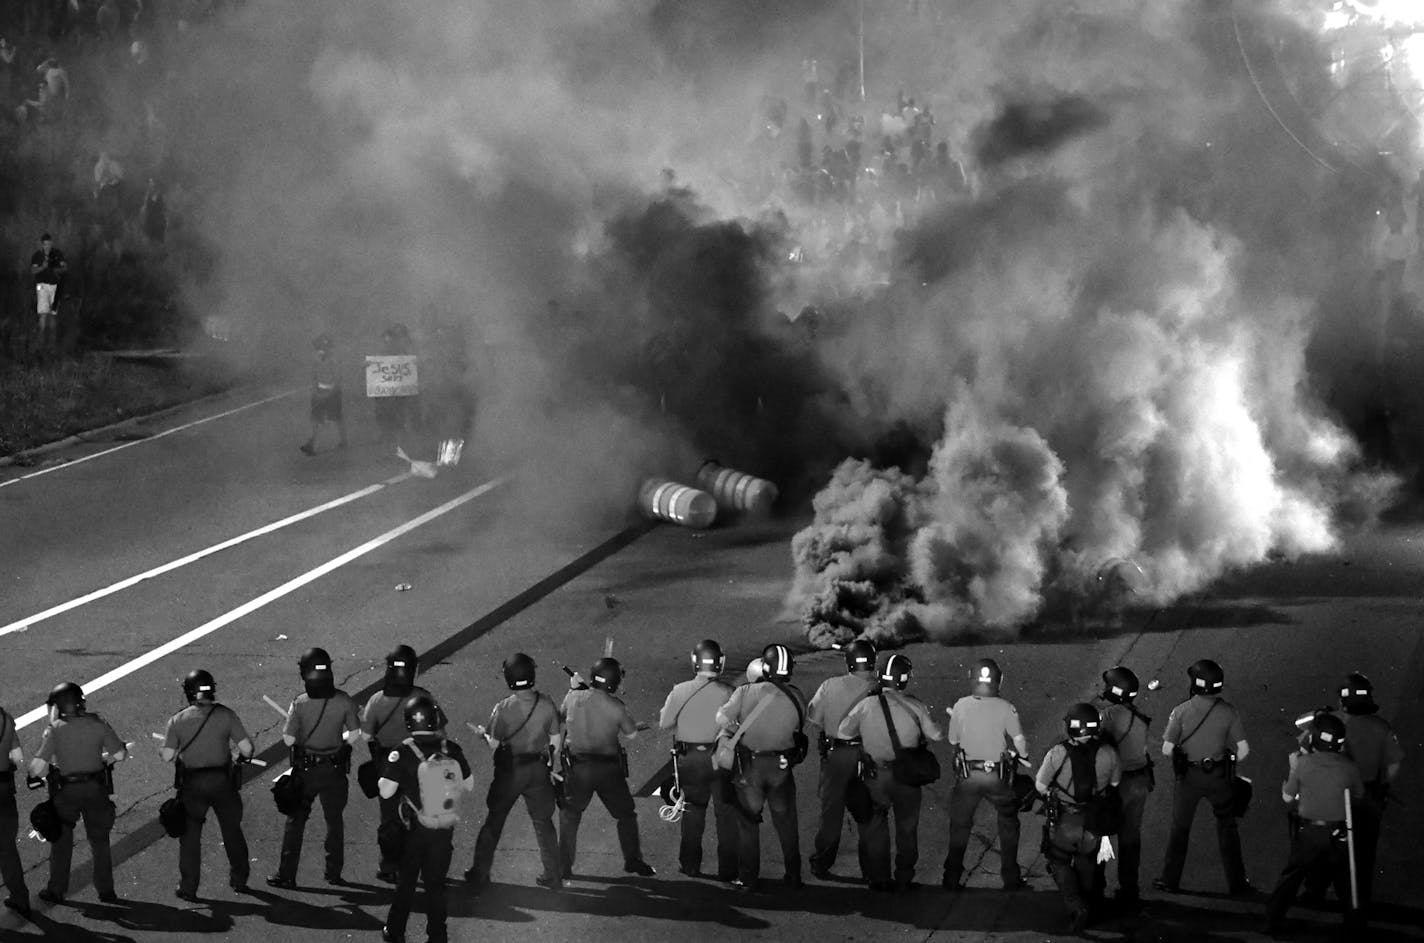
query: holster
1146 756 1156 791
103 764 115 796
998 751 1016 785
619 747 630 779
818 733 830 758
1171 747 1188 778
952 748 969 781
173 761 186 791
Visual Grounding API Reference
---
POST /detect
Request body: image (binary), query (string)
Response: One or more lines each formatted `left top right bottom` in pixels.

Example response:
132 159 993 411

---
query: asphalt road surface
1 385 1420 943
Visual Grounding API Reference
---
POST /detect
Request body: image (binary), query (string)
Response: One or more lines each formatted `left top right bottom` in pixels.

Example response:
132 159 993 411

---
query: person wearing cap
715 643 809 893
658 640 737 880
379 693 473 943
466 652 563 892
161 670 255 900
301 332 347 455
1263 713 1365 935
558 657 654 879
361 645 442 883
1154 658 1251 896
807 638 879 880
1036 703 1122 934
29 683 127 905
1097 665 1153 907
1300 673 1403 915
0 701 30 918
943 657 1029 891
268 648 361 889
835 653 942 892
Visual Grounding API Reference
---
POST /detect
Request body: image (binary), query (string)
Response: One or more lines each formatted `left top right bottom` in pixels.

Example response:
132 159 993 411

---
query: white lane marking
14 475 507 730
0 470 413 637
0 388 301 489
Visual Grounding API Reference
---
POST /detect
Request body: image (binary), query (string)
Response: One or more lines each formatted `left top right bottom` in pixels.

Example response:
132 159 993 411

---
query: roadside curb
0 385 241 469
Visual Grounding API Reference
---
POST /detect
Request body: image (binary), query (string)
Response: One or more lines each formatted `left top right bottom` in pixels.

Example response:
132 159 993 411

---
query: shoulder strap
300 698 330 748
504 694 543 743
1177 699 1219 748
727 686 778 749
176 706 216 761
877 694 907 757
671 679 715 730
404 737 424 761
769 680 805 731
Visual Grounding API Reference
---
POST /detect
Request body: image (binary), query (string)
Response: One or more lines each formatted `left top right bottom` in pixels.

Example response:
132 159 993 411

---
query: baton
1345 788 1359 911
263 695 289 718
465 721 495 746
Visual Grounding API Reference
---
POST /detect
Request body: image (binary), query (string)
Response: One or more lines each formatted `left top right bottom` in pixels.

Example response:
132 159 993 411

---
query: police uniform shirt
284 692 359 751
1036 742 1122 797
715 681 806 752
947 695 1023 761
1284 751 1364 821
561 688 635 756
489 691 560 755
1342 713 1404 785
1100 703 1150 771
36 715 123 774
1163 695 1244 762
808 673 879 738
362 687 437 749
0 709 18 773
837 690 943 764
164 704 248 768
659 678 733 742
379 735 472 797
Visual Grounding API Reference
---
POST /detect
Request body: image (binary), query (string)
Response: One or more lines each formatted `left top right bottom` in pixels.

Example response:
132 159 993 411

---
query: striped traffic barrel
638 478 718 529
695 461 778 515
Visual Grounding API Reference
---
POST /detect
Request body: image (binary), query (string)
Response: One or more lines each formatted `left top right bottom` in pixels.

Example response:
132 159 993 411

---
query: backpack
400 738 463 829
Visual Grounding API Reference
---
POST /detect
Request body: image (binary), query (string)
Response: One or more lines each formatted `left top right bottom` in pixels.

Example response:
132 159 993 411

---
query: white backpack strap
405 737 424 761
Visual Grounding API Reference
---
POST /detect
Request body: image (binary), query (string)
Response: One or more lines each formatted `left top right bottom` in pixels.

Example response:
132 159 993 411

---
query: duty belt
569 752 619 763
1122 765 1151 776
675 741 716 752
1186 756 1226 771
1303 818 1345 828
184 764 232 775
966 759 1002 771
743 746 794 759
829 737 861 747
58 770 106 785
301 750 343 767
509 752 546 763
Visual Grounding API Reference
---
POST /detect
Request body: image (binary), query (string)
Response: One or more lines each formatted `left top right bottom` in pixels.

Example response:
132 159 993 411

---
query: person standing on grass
30 233 66 357
301 334 347 455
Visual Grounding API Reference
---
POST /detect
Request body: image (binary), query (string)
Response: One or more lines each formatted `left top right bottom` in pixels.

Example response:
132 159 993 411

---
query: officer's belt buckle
1199 757 1216 772
981 760 998 772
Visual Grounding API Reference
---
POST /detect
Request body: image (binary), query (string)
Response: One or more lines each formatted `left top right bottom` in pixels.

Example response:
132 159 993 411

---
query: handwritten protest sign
365 355 419 397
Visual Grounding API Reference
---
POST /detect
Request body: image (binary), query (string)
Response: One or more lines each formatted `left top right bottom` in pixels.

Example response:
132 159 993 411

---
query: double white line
12 475 507 730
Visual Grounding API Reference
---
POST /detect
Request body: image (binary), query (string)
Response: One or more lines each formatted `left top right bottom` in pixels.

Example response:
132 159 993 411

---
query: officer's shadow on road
71 897 235 936
172 887 387 934
446 876 772 929
0 910 137 942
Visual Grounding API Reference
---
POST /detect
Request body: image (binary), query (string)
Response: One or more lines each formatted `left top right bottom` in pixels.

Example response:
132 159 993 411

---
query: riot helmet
1339 672 1378 715
745 657 766 683
1187 658 1224 695
970 658 1002 696
47 682 85 718
1101 665 1140 704
383 644 418 697
299 646 336 699
590 657 623 693
404 693 441 734
1064 702 1101 742
879 653 912 690
503 652 537 690
844 638 877 673
182 669 217 704
1310 712 1347 753
760 644 794 681
691 639 725 675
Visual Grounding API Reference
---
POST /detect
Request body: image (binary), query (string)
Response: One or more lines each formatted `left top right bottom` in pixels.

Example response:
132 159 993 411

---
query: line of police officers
0 641 1403 940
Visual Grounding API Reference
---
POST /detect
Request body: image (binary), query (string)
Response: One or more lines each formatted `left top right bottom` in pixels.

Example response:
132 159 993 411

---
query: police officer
658 639 736 880
466 652 562 892
558 656 655 878
29 682 127 904
0 701 31 918
807 638 878 880
161 669 254 900
835 653 943 892
379 693 473 943
714 643 808 892
943 658 1029 891
1097 665 1152 906
1263 713 1365 935
1035 703 1122 934
361 644 443 883
1154 658 1252 896
268 647 361 889
1301 672 1403 914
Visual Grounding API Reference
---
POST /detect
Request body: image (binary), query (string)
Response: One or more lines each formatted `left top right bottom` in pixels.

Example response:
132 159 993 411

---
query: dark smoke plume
972 95 1109 168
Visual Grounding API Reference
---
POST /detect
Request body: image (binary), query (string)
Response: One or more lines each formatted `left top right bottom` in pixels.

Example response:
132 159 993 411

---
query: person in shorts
30 233 66 355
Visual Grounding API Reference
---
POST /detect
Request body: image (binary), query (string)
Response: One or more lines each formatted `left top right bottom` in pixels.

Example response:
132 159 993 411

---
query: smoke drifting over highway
166 1 1403 640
